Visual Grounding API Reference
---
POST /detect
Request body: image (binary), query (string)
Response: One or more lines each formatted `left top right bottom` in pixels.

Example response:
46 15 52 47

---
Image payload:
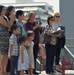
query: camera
36 21 42 25
39 21 42 25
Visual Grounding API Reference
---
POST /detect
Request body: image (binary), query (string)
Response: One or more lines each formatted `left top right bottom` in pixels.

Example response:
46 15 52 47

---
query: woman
52 13 65 72
5 6 15 73
25 11 41 74
0 5 15 75
5 6 15 35
45 15 61 75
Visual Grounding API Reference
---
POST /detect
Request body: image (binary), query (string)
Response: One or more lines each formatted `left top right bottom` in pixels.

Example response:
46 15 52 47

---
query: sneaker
56 69 62 73
24 70 28 74
33 71 39 75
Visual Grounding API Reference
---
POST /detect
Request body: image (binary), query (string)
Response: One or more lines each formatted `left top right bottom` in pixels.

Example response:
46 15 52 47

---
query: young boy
16 10 26 36
8 25 19 75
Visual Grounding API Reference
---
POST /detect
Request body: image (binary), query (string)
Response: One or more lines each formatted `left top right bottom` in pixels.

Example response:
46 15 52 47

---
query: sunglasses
55 16 60 18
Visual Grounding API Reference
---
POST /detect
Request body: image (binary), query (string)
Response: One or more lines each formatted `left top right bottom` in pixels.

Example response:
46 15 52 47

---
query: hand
57 33 62 37
33 24 41 30
8 55 11 59
21 58 24 63
10 14 16 20
35 24 41 28
64 32 66 36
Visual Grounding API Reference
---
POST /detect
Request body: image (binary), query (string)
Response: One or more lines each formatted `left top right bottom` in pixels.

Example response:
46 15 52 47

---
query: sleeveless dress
0 24 10 54
18 46 29 71
27 41 34 69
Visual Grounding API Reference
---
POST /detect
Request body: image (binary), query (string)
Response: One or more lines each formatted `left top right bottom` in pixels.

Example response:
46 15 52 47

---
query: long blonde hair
25 11 36 23
54 12 60 17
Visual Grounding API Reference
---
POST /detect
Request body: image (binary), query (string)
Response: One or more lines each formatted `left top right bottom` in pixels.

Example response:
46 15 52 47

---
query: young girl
27 31 34 75
18 36 29 75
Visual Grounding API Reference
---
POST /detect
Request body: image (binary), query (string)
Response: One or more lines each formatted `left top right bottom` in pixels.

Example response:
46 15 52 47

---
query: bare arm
33 24 41 30
9 44 13 59
8 14 16 26
49 33 61 37
0 15 15 28
20 45 24 63
0 17 9 28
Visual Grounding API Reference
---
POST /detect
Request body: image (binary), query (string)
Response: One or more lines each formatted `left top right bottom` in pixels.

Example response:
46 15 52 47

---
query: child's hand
25 45 30 49
8 55 11 59
21 58 24 63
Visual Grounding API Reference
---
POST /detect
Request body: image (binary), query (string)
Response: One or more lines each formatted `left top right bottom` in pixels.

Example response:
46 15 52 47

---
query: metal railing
66 38 74 46
63 38 74 61
61 38 74 69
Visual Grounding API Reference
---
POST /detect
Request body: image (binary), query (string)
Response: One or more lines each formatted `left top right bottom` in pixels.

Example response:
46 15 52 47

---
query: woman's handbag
42 33 51 44
39 32 51 44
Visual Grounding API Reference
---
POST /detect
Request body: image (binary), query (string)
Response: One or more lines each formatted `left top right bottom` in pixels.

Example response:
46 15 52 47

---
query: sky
0 0 59 13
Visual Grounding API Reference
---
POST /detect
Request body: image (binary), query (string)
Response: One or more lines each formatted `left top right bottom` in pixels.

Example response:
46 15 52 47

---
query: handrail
64 45 74 58
66 38 74 40
66 45 74 48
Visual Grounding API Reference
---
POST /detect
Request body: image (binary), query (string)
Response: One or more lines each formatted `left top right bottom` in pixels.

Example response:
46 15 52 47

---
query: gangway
63 38 74 64
36 38 74 75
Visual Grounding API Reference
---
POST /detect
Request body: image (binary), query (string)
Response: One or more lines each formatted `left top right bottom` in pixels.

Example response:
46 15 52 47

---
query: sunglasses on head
55 16 60 18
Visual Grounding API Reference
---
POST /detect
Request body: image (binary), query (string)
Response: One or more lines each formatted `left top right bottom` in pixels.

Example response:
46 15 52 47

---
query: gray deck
24 70 74 75
39 70 74 75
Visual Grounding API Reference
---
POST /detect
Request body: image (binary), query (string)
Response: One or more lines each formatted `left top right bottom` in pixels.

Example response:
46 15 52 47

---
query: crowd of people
0 5 65 75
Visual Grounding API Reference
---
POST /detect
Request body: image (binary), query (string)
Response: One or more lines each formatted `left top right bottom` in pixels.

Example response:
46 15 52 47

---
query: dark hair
27 30 34 37
6 6 15 17
19 36 27 44
10 24 18 33
47 15 54 25
16 10 24 19
0 5 4 16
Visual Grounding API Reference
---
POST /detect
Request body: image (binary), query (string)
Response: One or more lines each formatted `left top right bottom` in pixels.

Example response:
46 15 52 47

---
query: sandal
56 69 62 73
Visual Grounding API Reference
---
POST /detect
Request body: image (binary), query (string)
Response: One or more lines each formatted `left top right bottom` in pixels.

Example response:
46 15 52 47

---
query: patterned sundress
18 46 29 71
0 24 10 54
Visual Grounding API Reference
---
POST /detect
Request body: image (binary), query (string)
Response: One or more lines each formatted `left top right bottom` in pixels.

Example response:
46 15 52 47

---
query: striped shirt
8 34 18 56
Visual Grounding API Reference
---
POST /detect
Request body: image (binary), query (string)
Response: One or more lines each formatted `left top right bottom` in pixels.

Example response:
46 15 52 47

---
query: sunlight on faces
23 39 28 45
49 18 54 25
29 33 34 41
18 13 25 20
54 13 60 22
1 7 6 16
29 13 36 22
13 28 19 35
10 7 15 15
21 14 25 20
